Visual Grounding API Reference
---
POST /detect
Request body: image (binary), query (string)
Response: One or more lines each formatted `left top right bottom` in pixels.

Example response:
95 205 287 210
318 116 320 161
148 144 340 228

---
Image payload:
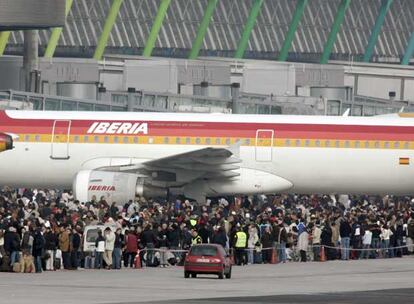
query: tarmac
0 257 413 304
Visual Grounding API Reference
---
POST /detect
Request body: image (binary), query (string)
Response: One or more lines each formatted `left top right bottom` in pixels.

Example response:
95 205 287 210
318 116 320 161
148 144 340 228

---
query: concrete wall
341 63 414 101
0 57 99 96
0 57 22 91
1 56 414 104
241 63 296 96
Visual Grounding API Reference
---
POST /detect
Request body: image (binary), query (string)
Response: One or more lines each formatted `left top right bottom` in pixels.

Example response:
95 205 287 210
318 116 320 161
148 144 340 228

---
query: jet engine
73 170 167 204
0 133 13 152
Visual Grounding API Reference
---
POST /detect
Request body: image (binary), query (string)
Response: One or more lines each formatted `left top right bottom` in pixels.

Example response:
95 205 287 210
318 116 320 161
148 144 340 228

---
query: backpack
13 262 21 273
53 258 61 270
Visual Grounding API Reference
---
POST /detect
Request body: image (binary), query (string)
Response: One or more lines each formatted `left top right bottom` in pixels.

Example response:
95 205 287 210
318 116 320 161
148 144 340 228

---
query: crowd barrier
132 243 413 267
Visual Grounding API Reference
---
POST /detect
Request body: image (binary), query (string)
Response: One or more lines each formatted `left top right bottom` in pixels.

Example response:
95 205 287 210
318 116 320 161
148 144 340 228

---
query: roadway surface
0 257 413 304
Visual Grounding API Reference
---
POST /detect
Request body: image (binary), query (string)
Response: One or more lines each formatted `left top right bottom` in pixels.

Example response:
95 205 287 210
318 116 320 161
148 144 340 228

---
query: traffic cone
134 250 142 269
270 248 278 264
320 246 326 262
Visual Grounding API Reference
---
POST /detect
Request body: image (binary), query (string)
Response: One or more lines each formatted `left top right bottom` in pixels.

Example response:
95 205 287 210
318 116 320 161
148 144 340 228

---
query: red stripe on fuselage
2 112 414 141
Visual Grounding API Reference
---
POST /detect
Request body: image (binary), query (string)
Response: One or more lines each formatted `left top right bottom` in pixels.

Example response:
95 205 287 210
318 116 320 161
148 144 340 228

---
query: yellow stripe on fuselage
11 133 414 150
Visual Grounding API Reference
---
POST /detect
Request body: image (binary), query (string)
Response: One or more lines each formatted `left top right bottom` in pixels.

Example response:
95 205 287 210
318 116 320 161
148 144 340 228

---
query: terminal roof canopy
0 0 65 30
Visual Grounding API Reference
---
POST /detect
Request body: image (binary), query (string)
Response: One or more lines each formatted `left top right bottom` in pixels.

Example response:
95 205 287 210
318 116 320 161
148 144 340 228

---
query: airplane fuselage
1 110 414 201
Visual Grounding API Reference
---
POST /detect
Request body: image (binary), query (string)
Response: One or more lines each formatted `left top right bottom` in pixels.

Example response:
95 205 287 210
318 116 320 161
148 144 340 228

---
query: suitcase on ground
84 256 95 269
254 252 263 264
13 262 21 273
0 256 11 272
54 258 61 270
145 253 159 267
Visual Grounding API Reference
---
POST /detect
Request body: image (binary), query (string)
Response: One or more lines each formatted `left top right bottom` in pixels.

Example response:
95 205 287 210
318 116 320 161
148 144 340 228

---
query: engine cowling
73 170 167 204
0 133 13 152
183 168 293 200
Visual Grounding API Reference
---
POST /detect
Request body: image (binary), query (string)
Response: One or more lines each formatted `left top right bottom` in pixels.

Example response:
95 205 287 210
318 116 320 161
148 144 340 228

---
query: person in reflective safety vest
191 229 202 245
233 227 247 265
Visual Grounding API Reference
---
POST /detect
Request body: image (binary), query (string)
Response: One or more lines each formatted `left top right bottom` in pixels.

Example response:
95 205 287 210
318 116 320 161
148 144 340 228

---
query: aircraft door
255 129 274 162
51 120 71 159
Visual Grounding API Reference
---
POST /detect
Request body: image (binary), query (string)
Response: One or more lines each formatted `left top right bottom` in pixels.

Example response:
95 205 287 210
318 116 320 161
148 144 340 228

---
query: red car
184 244 232 279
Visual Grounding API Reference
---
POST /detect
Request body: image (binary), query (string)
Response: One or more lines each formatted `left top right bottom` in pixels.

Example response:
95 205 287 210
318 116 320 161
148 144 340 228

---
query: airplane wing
97 146 242 188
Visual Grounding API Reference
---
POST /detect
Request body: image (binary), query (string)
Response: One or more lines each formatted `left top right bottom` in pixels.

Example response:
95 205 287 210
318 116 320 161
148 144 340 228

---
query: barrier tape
137 244 413 253
319 244 411 251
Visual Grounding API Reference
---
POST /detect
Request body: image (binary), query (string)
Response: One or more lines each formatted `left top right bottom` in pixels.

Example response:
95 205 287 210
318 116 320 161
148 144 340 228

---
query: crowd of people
1 187 414 273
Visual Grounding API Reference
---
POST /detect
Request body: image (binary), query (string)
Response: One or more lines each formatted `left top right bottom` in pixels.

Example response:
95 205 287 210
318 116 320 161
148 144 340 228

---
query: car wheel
225 266 232 279
191 273 197 278
184 271 190 278
218 271 224 279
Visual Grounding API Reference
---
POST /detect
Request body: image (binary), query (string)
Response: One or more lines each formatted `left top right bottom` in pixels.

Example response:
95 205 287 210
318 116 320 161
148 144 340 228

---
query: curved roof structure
2 0 414 64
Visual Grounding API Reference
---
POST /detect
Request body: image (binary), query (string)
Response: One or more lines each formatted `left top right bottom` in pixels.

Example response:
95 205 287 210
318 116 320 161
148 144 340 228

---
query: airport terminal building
0 0 413 116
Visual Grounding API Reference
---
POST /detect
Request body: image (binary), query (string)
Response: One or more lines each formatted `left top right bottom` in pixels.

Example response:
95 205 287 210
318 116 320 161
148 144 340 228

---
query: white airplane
0 110 413 204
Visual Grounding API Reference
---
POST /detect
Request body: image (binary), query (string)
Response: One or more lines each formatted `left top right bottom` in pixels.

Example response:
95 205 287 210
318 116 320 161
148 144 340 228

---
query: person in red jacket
124 230 138 268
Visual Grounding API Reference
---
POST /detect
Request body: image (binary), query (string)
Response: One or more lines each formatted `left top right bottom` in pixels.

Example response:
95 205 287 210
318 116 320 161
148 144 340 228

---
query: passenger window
123 137 129 144
295 139 301 147
215 138 221 145
315 140 320 147
394 142 399 149
25 135 30 141
74 135 80 143
186 137 191 144
325 140 330 147
384 142 389 149
335 141 340 148
285 139 290 146
374 141 380 148
404 142 409 149
84 136 89 142
176 137 181 144
104 136 109 143
114 137 119 143
164 137 169 144
134 137 139 144
196 138 201 144
149 137 154 144
355 141 360 148
345 141 350 148
94 136 99 143
205 138 211 145
35 135 40 142
305 140 310 147
225 138 231 145
245 138 250 145
365 141 370 148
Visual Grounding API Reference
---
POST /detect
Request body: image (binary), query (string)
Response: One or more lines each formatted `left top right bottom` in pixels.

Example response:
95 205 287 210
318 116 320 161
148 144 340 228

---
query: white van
83 224 117 252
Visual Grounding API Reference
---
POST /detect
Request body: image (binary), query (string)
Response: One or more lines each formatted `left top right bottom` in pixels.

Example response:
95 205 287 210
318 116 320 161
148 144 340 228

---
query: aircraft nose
0 133 13 152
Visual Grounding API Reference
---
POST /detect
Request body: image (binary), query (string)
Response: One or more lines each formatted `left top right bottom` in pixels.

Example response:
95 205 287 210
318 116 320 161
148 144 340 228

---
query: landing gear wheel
218 271 224 279
191 273 197 278
225 267 232 279
184 271 190 278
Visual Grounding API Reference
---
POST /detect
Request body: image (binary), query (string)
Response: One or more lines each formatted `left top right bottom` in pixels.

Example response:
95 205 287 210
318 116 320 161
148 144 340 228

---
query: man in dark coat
211 226 227 249
4 226 21 265
70 228 81 270
44 227 58 270
32 227 45 273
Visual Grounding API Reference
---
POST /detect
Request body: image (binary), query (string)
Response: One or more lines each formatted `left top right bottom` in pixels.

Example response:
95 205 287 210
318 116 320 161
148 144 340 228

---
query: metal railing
2 89 412 116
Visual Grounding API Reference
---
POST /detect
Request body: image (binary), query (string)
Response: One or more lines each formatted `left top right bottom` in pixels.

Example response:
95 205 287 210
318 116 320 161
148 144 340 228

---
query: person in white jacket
247 225 259 264
380 225 393 258
103 227 115 269
361 227 372 259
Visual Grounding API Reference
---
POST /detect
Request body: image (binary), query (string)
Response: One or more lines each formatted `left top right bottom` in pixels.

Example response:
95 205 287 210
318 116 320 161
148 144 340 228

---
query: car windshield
190 246 218 257
86 229 99 243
